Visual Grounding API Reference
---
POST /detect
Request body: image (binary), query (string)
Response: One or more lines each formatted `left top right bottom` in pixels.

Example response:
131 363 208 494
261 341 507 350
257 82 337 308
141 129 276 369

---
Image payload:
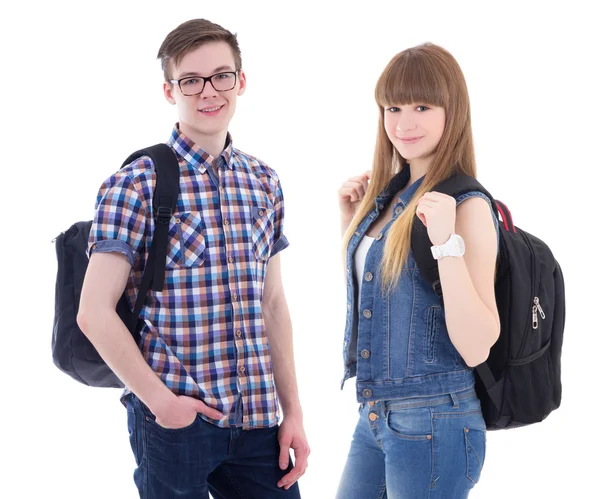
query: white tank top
354 235 375 304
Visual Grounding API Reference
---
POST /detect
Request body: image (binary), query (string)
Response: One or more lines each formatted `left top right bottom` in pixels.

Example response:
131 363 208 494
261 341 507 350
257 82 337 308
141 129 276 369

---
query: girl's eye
387 107 400 113
416 105 429 111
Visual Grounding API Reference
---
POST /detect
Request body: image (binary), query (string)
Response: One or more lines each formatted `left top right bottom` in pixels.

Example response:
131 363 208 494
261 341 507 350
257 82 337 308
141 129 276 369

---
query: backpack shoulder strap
410 174 497 296
410 174 503 408
122 144 180 333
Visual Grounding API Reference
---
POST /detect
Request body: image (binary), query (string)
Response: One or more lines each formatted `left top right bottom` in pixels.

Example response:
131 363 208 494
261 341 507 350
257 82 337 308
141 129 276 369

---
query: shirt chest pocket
251 206 274 262
165 212 206 268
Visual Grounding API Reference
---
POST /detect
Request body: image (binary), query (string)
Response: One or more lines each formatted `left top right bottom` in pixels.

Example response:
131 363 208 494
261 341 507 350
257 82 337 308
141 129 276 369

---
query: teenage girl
336 43 500 498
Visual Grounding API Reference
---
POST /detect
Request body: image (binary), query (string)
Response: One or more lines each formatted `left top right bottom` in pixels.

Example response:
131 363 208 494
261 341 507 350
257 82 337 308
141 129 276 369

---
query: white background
2 0 599 497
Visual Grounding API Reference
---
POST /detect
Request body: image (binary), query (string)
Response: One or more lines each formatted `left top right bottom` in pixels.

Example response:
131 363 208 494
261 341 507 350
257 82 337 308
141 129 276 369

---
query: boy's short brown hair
157 19 242 81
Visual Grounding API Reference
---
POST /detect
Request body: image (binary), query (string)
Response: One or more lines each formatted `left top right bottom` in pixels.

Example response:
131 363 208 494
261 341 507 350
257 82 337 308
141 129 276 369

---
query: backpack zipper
516 231 540 358
532 296 546 330
51 232 65 243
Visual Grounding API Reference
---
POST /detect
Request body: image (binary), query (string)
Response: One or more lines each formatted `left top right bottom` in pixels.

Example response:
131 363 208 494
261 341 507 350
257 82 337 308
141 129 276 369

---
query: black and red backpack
411 174 566 430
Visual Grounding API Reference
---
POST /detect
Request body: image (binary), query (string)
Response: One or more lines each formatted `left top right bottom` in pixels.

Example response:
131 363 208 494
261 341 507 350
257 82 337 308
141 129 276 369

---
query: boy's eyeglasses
169 71 239 96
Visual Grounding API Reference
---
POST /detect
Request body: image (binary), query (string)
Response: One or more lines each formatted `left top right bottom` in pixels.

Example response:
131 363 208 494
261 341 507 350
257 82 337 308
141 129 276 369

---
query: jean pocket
385 407 432 440
465 427 486 484
139 399 200 434
251 206 274 262
166 212 206 269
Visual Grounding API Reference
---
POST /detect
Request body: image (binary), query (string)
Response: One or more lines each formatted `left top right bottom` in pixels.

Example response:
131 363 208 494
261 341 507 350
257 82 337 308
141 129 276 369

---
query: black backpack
411 175 566 430
52 144 180 388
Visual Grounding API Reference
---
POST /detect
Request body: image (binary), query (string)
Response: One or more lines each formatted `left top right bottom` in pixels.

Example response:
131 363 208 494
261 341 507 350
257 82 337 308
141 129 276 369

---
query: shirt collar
168 124 235 173
374 165 426 209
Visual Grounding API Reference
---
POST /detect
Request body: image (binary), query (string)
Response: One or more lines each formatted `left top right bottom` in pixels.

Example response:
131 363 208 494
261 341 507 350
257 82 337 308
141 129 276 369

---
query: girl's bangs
375 52 448 109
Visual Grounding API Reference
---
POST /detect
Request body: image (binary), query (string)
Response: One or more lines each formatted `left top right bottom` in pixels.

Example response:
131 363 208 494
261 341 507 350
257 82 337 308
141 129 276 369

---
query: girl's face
383 103 446 164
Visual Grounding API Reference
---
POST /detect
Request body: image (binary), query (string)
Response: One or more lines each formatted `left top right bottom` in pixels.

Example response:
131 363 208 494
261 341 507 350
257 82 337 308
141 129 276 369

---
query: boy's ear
237 70 247 97
163 81 177 105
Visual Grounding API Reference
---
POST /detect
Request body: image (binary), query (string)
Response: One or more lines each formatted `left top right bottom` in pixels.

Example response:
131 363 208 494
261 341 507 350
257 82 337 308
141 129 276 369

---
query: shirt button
360 349 371 359
368 412 379 422
224 220 229 226
219 186 224 192
236 330 242 337
233 293 238 300
376 233 383 241
364 272 373 282
239 366 245 374
363 309 372 319
175 217 181 224
91 243 97 250
362 389 372 398
347 303 351 310
258 210 264 216
395 206 403 215
228 257 234 263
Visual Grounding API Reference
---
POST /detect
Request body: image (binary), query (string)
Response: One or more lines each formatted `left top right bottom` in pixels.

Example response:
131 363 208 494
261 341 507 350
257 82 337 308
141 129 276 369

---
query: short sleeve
88 171 148 266
270 178 290 258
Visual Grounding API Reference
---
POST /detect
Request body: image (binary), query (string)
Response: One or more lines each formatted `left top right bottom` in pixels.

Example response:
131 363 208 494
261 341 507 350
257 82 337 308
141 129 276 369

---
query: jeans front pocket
251 206 274 262
166 212 206 269
385 407 432 441
465 427 486 484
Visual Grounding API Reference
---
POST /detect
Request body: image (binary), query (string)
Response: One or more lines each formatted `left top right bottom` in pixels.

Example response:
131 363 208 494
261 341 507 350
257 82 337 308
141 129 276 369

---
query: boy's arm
77 252 176 414
78 252 222 425
262 253 310 489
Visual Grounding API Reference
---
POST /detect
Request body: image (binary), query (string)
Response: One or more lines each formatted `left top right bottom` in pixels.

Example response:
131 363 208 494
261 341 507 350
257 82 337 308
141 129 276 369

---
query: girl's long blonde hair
343 43 477 291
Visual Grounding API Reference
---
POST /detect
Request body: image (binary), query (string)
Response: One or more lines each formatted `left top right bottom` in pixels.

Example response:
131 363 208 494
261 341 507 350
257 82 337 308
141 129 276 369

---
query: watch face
453 234 465 254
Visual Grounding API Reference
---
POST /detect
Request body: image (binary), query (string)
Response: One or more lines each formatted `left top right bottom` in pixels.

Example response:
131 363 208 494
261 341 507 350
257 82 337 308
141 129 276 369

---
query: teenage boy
77 18 309 498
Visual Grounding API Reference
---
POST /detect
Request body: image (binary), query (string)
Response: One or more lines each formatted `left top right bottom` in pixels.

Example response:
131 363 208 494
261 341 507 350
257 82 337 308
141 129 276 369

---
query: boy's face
164 41 246 142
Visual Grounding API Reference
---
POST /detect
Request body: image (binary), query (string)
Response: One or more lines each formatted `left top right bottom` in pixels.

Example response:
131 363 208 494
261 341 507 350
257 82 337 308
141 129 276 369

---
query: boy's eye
182 78 199 85
214 73 233 80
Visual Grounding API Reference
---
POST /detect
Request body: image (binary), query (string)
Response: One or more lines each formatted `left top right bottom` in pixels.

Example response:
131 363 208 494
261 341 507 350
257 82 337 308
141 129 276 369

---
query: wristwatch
431 234 465 260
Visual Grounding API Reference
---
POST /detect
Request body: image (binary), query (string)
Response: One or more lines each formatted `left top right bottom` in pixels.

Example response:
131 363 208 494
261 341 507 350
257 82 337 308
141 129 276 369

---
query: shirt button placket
220 176 245 405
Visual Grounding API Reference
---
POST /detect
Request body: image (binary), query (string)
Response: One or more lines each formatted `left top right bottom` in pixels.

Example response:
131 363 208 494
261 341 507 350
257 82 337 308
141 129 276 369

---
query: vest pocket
425 306 440 364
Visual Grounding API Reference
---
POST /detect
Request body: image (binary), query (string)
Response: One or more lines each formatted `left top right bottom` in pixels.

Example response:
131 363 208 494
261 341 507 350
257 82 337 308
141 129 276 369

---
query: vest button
362 389 373 398
363 309 372 319
364 272 373 282
376 232 383 241
395 206 403 216
361 349 371 359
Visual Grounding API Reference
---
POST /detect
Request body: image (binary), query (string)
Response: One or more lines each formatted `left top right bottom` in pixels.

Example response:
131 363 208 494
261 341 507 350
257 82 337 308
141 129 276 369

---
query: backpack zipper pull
532 306 539 330
534 297 546 319
51 232 64 243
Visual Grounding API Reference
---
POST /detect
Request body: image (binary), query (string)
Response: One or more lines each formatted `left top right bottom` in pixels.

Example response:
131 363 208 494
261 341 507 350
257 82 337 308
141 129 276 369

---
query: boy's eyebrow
178 65 235 78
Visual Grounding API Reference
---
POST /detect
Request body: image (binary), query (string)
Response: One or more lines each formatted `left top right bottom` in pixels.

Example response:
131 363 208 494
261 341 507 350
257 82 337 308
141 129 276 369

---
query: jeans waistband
383 387 478 411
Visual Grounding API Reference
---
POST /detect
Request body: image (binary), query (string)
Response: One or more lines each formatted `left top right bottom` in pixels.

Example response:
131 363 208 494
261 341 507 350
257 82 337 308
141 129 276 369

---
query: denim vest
341 167 499 403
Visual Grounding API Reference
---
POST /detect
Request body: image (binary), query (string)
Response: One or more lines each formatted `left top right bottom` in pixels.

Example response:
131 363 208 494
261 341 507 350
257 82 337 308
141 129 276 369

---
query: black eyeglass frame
169 70 241 96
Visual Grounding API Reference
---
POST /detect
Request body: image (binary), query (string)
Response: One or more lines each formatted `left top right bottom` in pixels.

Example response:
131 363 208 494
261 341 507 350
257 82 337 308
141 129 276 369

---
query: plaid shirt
89 125 289 429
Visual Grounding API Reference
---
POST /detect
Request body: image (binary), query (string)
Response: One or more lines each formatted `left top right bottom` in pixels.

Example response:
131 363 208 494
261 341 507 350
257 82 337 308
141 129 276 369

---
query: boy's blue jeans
126 393 301 498
336 388 486 499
